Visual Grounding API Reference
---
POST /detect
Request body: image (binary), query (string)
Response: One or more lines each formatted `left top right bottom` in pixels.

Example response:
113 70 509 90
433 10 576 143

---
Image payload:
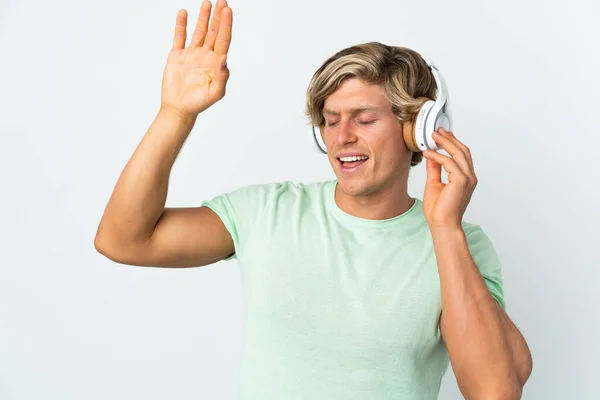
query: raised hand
422 128 478 230
160 0 233 120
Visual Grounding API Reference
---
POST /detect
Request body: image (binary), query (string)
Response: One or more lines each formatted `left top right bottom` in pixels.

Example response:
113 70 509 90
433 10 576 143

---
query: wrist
429 223 464 237
429 224 468 254
159 104 197 127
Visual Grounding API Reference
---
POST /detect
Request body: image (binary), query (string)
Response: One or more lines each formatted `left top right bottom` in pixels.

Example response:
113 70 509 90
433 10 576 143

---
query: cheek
372 132 409 166
384 126 410 155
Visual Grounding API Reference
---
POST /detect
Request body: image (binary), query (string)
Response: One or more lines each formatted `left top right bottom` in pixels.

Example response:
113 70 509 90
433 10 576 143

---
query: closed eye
325 120 376 127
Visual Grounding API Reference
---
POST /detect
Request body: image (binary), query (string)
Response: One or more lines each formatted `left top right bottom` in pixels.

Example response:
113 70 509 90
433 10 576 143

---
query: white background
1 0 599 398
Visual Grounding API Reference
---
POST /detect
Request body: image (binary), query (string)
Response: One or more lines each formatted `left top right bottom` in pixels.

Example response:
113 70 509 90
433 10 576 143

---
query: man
95 0 533 398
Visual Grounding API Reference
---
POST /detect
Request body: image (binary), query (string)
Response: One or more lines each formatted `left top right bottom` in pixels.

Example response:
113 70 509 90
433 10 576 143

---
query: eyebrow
322 105 385 116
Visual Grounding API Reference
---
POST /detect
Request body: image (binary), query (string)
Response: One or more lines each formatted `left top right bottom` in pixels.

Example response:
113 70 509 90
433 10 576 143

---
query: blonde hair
305 42 437 167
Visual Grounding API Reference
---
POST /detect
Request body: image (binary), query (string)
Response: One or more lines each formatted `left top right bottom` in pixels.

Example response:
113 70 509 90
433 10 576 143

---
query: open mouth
337 155 369 171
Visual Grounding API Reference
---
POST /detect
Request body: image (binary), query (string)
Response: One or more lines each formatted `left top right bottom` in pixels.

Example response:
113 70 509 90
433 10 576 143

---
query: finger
425 155 443 186
423 150 477 191
213 6 233 55
203 0 227 50
433 130 471 175
172 9 188 51
439 128 472 164
423 150 463 176
190 1 212 47
438 128 474 170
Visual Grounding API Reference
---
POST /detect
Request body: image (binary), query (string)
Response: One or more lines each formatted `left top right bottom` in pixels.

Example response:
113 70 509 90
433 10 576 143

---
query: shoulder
460 221 502 266
231 180 332 200
460 220 482 237
460 221 494 245
208 180 332 211
460 221 494 249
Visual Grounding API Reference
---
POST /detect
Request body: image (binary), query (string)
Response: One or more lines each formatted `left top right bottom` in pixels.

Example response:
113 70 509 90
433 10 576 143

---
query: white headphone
311 52 452 154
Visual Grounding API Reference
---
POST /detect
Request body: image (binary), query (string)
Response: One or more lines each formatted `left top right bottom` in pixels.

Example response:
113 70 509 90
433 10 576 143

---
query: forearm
495 301 533 387
96 106 197 247
432 226 527 399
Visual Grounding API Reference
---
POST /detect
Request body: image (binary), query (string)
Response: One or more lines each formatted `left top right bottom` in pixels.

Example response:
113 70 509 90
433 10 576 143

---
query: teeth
339 155 368 162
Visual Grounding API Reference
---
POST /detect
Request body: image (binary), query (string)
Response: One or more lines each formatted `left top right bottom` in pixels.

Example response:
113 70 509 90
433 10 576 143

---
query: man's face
321 78 412 197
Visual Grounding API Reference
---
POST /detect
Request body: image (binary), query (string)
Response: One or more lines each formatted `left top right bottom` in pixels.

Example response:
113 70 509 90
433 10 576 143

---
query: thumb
210 54 229 100
215 54 229 82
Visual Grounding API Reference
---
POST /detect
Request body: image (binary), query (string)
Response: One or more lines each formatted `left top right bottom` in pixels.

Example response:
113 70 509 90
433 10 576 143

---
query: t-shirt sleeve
464 224 506 310
201 182 281 262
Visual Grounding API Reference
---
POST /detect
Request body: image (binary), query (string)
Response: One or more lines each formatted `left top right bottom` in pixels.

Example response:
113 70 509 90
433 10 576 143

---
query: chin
336 177 375 197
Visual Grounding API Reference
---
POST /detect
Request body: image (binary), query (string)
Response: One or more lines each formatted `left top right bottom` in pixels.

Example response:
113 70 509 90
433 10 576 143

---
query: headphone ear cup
434 113 450 132
403 97 433 153
311 125 327 154
402 119 420 153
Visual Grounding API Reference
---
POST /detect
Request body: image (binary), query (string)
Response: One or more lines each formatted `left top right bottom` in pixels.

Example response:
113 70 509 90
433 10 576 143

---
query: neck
334 181 415 220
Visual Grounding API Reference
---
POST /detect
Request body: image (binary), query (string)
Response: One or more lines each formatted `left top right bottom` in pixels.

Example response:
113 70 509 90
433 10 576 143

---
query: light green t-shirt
202 180 505 400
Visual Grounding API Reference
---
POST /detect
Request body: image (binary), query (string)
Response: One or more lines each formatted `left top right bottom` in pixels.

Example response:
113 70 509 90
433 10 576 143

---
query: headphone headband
420 55 448 107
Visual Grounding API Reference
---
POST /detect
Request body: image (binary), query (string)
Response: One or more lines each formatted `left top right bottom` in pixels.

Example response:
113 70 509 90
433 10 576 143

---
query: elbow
94 232 152 266
94 220 115 257
498 382 523 400
94 233 129 264
518 352 533 387
94 233 119 261
466 382 521 400
462 371 526 400
482 360 532 400
486 374 526 400
94 233 108 256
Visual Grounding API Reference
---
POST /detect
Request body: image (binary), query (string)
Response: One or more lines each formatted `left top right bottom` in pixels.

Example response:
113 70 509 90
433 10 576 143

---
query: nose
334 118 358 146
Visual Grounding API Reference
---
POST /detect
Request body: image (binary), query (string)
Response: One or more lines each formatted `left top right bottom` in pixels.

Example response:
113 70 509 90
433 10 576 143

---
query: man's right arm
95 2 234 267
94 107 234 268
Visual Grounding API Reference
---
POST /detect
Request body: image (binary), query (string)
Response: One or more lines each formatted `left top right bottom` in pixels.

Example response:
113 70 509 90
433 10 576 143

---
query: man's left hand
421 127 478 230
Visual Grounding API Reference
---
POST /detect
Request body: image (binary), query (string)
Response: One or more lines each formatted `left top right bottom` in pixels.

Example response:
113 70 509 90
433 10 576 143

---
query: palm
161 0 232 118
162 47 221 115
